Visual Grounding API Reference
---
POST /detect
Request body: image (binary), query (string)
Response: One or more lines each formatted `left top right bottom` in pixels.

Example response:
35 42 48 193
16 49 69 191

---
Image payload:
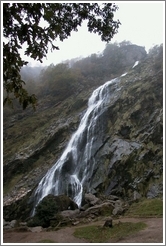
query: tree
3 3 121 109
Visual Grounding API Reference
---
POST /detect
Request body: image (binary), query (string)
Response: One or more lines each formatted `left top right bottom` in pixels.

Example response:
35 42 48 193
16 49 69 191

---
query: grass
74 198 162 243
125 198 163 217
73 221 147 243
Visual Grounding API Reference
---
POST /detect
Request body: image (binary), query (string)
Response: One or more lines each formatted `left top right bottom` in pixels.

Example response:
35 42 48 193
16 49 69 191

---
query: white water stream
32 72 130 214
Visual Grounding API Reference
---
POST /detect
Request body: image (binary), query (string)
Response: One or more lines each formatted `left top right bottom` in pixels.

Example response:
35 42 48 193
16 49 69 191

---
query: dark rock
27 194 78 228
38 194 78 212
103 218 113 228
3 189 34 221
119 125 131 138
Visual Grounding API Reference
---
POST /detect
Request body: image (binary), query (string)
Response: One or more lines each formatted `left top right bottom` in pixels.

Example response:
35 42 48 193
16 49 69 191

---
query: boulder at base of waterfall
78 202 114 219
27 194 78 228
84 193 100 206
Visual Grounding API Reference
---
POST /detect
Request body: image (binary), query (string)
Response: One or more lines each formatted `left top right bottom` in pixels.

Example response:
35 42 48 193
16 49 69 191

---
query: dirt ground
3 217 163 244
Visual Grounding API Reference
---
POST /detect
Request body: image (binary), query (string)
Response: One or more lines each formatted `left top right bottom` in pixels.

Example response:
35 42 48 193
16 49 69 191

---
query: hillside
3 43 163 221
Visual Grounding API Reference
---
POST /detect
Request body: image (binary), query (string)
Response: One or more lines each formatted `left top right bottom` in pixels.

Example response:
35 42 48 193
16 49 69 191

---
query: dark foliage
3 3 120 109
28 194 78 227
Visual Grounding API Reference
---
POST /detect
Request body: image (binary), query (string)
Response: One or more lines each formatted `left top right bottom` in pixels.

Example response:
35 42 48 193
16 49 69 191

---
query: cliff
3 44 163 220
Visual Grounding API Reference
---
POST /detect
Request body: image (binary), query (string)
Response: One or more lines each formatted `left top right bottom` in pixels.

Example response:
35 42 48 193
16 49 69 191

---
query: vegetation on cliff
3 42 163 222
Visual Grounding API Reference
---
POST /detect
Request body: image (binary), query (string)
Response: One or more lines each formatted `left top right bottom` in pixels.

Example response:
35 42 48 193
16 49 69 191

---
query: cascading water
32 76 122 215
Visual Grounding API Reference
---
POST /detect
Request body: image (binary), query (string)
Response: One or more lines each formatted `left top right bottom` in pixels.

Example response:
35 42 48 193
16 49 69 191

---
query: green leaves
3 3 120 109
3 41 37 110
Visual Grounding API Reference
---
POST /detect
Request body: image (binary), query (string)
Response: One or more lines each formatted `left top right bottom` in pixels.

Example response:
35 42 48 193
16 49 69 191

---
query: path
3 217 163 244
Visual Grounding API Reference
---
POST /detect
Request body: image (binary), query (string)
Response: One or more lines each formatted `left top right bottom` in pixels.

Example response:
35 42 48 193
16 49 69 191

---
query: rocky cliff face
87 67 163 200
3 44 163 219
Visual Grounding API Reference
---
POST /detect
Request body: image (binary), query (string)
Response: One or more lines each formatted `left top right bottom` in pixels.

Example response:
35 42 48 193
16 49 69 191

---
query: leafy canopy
3 3 120 109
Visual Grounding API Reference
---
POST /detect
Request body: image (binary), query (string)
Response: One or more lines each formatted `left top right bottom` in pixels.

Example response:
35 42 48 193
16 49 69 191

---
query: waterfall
32 76 121 214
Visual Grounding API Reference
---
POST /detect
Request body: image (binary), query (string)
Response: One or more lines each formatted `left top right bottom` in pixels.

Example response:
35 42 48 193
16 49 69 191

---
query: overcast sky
24 1 164 67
